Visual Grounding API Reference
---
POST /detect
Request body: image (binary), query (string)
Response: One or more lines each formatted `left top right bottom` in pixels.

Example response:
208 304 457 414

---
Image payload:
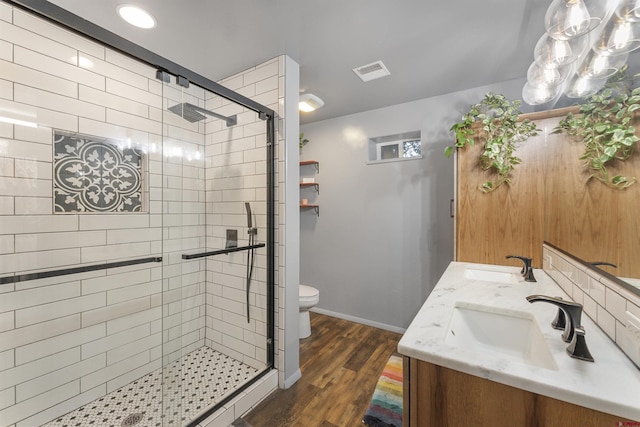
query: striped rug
362 354 403 427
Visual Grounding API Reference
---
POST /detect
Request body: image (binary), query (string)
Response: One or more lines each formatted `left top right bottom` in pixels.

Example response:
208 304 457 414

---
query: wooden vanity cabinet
403 357 631 427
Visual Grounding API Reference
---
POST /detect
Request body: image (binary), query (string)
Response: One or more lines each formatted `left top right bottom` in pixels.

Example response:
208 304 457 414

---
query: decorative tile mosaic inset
54 131 144 213
43 347 260 427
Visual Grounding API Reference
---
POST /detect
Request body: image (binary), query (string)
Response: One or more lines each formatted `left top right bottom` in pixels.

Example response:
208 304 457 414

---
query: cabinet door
404 358 630 427
405 358 531 427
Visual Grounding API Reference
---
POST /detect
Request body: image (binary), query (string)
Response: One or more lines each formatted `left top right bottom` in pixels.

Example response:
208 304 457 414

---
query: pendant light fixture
565 74 608 97
522 82 561 105
523 0 640 105
527 62 564 87
596 16 640 54
578 49 629 78
534 33 588 68
616 0 640 22
545 0 607 40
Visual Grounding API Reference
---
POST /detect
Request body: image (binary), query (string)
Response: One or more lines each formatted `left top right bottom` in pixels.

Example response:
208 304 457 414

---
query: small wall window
368 131 422 164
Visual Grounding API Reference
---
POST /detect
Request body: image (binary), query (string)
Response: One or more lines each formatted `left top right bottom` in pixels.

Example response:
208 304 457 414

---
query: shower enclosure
0 1 276 426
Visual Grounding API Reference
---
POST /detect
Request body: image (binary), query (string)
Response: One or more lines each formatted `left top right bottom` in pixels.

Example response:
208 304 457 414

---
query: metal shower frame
5 1 277 426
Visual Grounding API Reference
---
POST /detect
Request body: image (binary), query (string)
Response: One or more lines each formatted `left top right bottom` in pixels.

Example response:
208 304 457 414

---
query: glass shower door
159 76 208 425
0 3 274 426
160 74 271 426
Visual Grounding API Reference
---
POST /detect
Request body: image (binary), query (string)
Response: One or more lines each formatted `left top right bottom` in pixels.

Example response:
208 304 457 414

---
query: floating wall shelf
300 182 319 195
300 160 319 216
300 160 319 173
300 204 319 216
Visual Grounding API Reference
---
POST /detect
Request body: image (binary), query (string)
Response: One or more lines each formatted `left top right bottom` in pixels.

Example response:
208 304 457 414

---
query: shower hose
246 223 256 323
247 228 257 323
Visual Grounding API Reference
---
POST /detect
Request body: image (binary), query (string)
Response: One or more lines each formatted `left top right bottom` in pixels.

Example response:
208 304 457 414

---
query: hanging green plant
299 132 309 150
446 93 539 193
553 84 640 189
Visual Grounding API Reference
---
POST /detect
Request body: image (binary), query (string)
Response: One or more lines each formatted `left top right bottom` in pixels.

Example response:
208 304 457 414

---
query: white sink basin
445 302 558 370
463 267 519 284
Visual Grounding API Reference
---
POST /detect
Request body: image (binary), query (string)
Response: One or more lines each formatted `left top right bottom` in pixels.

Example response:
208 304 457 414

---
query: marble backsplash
543 243 640 368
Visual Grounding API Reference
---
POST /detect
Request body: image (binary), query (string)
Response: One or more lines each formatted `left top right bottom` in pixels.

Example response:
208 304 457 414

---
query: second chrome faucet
505 255 536 282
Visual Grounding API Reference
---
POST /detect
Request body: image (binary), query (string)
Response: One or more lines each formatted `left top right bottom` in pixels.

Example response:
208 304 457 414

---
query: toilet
299 284 320 339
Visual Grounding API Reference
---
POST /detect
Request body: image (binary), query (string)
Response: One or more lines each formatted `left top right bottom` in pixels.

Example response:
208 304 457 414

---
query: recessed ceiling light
299 93 324 112
117 5 156 29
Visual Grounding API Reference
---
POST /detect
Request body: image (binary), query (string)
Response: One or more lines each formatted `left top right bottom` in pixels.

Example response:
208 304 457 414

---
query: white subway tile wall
0 4 168 424
543 244 640 368
0 3 283 426
205 58 280 371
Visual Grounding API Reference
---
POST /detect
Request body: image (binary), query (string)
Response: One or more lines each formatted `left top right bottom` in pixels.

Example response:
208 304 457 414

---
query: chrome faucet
505 255 536 282
526 294 594 362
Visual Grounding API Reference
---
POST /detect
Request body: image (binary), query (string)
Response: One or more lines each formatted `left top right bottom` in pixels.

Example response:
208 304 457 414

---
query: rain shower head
168 102 237 127
168 103 205 123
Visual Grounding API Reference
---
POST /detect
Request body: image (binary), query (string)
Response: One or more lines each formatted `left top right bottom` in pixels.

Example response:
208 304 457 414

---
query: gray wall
300 77 529 331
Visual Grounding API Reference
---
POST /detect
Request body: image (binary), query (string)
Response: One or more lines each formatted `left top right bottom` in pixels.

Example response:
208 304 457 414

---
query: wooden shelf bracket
300 160 319 173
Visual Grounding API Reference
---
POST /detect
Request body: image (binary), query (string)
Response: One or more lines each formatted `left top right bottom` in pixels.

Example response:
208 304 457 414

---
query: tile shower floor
43 347 259 427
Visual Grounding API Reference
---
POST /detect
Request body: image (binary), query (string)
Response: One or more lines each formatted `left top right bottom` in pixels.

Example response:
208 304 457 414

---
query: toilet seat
299 285 320 339
299 285 319 306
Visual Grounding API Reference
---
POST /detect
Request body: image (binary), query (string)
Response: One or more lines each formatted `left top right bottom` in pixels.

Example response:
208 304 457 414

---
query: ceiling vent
352 60 390 82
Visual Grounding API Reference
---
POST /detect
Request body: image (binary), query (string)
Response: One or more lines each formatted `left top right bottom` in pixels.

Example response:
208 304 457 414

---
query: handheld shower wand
245 202 253 229
245 202 257 237
245 202 257 322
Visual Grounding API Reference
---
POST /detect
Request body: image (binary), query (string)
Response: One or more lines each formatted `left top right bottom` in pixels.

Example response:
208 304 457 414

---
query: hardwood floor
243 312 402 427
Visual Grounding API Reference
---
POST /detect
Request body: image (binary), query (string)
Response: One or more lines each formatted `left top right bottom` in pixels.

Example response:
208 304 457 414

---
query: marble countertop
398 261 640 421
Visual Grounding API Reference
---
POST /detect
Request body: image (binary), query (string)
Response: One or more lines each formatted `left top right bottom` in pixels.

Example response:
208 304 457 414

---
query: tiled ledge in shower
196 370 277 427
542 243 640 368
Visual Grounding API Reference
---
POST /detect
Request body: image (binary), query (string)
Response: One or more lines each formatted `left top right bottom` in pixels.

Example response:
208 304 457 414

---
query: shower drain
121 413 144 427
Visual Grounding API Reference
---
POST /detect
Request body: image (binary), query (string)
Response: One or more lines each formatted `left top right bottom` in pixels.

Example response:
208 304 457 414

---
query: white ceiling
45 0 551 124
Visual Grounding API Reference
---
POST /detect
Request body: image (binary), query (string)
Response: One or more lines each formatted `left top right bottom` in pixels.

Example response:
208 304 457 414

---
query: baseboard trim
310 308 407 334
283 368 301 389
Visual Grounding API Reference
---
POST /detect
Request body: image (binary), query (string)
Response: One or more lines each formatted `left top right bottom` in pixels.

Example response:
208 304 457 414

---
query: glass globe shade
616 0 640 23
534 33 588 68
545 0 607 40
577 50 629 78
527 61 573 88
565 75 607 98
522 82 561 105
593 17 640 55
